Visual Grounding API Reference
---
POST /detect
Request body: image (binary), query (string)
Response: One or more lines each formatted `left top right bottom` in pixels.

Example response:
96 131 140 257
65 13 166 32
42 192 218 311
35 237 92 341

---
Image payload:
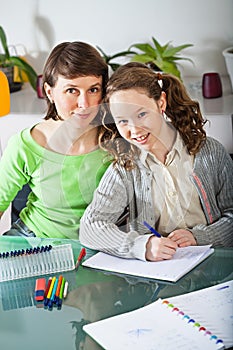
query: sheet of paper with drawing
83 280 232 350
82 245 214 282
167 280 233 349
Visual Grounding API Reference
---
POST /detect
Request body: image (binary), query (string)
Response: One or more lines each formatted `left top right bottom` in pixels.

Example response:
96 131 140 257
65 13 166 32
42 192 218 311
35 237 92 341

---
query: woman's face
45 75 103 127
109 89 167 153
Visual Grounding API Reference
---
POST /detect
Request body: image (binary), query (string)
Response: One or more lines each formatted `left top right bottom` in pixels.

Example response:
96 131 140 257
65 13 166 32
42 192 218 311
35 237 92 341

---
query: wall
0 0 233 78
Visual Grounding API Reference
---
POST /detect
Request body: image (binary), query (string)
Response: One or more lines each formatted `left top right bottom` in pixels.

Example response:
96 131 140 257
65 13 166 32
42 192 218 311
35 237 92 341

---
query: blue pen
143 221 161 238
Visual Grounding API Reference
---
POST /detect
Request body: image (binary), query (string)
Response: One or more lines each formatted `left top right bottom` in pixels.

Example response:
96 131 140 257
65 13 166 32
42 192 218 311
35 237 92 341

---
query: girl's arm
80 164 178 261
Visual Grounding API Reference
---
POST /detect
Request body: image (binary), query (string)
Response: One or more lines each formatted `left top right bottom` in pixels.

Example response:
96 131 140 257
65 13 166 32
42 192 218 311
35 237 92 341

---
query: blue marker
143 221 161 238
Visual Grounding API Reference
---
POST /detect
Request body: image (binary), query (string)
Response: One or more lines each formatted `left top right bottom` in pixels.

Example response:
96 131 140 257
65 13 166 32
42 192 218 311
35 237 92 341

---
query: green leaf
0 26 10 59
129 43 157 59
163 44 193 58
151 37 165 54
160 61 181 78
10 56 37 90
109 63 121 71
130 54 155 64
109 50 136 60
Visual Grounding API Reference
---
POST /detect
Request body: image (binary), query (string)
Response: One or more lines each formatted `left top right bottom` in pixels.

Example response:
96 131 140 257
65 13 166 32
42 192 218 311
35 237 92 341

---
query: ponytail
158 74 206 154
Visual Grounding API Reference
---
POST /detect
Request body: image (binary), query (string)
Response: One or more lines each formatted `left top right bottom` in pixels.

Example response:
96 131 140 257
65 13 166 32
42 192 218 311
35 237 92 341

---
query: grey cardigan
80 137 233 260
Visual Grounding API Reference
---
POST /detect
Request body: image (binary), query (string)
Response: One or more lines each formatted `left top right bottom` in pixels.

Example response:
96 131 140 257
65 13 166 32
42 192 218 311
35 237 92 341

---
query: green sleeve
0 133 34 211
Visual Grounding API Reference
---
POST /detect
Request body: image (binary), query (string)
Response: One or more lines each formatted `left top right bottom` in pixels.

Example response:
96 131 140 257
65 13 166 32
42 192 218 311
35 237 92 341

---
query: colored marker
75 248 86 269
48 277 58 310
143 221 161 238
63 281 69 298
44 277 52 298
57 277 65 309
44 276 56 308
59 278 66 299
54 275 63 304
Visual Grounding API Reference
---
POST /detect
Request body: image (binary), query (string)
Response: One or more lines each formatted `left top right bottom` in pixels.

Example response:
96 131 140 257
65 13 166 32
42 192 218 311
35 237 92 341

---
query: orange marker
57 277 65 310
55 275 63 303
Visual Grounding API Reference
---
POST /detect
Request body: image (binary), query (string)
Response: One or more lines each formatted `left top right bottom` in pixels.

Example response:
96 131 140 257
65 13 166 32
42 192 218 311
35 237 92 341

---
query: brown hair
102 62 206 169
42 41 109 122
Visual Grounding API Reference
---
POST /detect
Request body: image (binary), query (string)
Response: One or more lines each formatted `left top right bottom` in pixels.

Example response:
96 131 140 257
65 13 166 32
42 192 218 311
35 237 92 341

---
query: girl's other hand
145 236 178 261
168 229 197 247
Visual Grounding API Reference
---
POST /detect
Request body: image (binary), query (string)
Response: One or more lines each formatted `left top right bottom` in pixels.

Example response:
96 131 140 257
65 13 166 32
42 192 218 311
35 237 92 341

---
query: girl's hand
168 229 197 247
145 236 178 261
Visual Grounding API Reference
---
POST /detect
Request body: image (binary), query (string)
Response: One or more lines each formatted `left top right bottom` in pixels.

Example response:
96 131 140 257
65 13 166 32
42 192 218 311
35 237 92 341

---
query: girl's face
45 75 103 127
109 89 167 153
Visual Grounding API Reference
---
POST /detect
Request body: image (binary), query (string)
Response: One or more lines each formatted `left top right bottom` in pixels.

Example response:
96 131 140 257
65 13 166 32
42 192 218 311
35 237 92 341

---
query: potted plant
0 26 37 91
96 46 136 72
128 37 193 79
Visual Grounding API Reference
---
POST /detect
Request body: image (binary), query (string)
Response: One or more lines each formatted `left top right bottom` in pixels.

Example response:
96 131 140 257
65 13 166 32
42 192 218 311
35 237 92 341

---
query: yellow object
14 56 29 82
0 70 10 117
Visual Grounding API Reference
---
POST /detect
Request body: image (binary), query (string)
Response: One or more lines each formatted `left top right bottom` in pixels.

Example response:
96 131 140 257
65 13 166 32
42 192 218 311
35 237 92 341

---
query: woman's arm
0 133 30 214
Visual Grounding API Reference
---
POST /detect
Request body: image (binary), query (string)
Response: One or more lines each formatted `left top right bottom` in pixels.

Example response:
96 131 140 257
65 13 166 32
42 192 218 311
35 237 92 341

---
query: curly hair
100 62 207 170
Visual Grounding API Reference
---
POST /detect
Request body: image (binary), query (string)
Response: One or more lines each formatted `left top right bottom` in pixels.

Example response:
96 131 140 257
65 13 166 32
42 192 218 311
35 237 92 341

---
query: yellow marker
46 276 56 300
0 70 10 117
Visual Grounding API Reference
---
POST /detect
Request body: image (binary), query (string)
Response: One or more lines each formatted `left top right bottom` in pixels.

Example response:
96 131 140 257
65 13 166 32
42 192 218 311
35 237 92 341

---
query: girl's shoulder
196 136 233 169
201 136 229 156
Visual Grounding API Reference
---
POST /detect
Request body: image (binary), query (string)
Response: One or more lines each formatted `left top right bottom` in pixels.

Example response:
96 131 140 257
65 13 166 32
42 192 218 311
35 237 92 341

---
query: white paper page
167 280 233 349
83 245 214 282
84 299 221 350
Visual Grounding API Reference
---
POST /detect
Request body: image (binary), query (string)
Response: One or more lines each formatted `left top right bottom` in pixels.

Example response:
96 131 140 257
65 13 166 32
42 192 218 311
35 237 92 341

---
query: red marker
44 277 52 298
75 248 86 270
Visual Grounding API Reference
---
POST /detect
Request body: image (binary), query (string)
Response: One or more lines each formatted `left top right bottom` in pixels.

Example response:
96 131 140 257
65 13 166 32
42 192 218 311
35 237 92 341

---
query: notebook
0 244 75 282
83 280 233 350
82 245 214 282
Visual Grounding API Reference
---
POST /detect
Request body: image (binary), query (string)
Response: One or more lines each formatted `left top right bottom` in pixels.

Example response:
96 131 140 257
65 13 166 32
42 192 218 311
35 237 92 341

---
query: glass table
0 236 232 350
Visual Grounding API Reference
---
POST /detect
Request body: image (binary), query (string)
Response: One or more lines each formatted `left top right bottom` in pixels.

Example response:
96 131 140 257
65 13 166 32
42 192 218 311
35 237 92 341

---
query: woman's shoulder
7 127 33 147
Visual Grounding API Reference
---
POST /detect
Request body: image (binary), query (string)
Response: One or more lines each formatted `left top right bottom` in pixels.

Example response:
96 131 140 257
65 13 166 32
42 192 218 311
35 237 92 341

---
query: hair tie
157 72 163 88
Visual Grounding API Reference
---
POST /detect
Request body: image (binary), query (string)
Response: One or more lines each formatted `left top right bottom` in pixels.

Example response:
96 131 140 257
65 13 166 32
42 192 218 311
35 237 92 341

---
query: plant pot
0 66 22 93
222 47 233 93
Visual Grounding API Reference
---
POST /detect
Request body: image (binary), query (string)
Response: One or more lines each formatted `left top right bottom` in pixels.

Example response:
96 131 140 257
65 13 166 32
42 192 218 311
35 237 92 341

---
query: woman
80 62 233 261
0 41 111 239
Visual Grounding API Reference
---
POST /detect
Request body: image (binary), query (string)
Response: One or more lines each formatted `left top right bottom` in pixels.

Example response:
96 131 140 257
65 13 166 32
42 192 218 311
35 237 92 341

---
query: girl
0 41 111 239
80 62 233 261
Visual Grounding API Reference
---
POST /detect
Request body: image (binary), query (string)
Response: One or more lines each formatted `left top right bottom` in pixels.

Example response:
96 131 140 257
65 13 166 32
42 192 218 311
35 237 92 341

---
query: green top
0 128 110 239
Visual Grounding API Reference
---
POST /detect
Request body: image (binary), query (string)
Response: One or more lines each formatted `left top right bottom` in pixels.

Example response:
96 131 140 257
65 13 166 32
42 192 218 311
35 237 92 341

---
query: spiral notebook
82 245 214 282
83 280 233 350
0 244 75 282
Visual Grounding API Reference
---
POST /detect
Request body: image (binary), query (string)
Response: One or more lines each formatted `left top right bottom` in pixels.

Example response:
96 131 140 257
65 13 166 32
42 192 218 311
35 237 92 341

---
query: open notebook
82 245 214 282
83 280 233 350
